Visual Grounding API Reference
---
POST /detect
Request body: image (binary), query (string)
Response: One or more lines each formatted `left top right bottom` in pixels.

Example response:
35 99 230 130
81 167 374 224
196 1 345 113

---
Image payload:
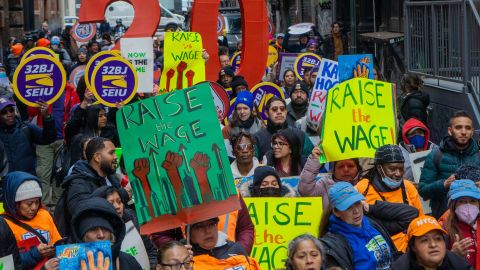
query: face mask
257 187 282 197
0 72 6 79
380 166 402 189
455 203 479 225
408 134 425 149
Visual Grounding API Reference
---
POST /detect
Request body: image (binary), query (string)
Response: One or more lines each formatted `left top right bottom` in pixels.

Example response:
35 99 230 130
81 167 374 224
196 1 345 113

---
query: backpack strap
433 148 443 172
0 214 48 244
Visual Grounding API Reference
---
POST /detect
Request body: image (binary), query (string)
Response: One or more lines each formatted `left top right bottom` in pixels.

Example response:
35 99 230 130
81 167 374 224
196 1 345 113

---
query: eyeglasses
270 106 286 112
271 141 289 148
191 221 218 231
235 143 253 151
160 261 193 270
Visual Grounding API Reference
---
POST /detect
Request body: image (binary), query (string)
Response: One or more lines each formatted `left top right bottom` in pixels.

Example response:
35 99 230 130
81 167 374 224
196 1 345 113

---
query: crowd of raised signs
0 18 478 270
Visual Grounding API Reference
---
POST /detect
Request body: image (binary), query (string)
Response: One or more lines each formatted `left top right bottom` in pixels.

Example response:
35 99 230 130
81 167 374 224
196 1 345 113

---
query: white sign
121 221 150 270
409 150 432 183
0 254 14 270
306 58 338 131
121 38 154 93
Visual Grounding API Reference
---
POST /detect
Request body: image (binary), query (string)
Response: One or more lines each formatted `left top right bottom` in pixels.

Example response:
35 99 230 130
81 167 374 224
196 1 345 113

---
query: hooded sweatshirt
71 197 142 269
399 118 438 181
328 215 393 270
2 172 61 269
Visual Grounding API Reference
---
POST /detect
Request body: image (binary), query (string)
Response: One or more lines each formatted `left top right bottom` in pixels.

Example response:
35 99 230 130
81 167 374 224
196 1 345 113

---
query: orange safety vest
193 253 261 270
218 210 239 242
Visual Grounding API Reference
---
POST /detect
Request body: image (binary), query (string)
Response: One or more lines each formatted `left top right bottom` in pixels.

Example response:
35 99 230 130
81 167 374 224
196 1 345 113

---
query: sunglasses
270 106 286 112
235 143 253 151
271 141 289 148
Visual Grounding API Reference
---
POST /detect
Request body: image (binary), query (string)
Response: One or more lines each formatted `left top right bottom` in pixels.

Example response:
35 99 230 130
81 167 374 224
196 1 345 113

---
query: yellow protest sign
320 78 396 163
244 197 322 270
159 32 206 93
266 45 278 67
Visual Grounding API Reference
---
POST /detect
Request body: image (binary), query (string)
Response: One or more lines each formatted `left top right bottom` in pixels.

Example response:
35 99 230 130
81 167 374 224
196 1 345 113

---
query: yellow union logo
25 74 53 88
102 75 127 88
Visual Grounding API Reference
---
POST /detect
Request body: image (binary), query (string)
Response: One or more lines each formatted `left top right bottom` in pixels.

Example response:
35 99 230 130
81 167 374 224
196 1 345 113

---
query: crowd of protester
0 18 479 270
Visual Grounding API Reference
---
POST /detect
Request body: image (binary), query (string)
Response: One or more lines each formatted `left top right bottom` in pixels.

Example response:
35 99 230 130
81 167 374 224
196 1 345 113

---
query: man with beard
253 96 314 161
286 82 309 126
420 110 480 218
55 137 125 236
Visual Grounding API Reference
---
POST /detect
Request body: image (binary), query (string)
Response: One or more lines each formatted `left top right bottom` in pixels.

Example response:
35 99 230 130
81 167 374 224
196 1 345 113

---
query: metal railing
405 0 480 96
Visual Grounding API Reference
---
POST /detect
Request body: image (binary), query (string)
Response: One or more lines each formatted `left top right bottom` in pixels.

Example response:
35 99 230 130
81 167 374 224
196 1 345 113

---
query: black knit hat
290 81 310 97
77 216 114 239
253 166 280 187
219 66 234 78
374 144 405 164
230 76 248 92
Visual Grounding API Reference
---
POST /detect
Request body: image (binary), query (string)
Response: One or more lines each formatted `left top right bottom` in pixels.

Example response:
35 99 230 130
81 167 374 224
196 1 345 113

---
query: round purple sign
91 56 138 107
21 47 56 62
12 55 66 107
228 82 285 121
293 53 321 80
85 50 120 90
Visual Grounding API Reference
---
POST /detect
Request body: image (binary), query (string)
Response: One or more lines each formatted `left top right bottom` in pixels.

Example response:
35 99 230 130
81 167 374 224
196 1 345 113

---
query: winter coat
298 154 331 207
91 186 157 269
70 197 142 270
419 137 480 218
64 105 119 146
0 117 56 175
356 176 424 252
399 91 430 125
2 172 61 269
27 91 66 140
392 249 471 270
322 215 395 270
5 54 21 81
230 158 260 179
399 117 438 181
323 34 349 60
0 218 22 269
253 123 314 162
321 201 416 269
54 160 122 237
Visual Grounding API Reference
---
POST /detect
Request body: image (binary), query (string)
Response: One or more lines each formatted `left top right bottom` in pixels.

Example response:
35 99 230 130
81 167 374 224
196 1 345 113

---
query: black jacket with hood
71 197 142 270
92 186 157 269
54 160 121 236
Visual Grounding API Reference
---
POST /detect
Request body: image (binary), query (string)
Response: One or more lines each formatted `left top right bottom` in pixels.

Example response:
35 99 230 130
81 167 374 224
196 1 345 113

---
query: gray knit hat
15 180 42 202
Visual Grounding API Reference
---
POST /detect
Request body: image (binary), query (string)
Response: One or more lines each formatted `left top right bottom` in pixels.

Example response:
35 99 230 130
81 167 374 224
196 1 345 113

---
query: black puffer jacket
54 160 121 236
392 249 471 270
71 197 142 270
399 91 430 125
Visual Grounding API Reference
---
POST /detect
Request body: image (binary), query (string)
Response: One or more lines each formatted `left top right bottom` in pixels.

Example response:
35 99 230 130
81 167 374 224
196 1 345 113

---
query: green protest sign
117 83 240 234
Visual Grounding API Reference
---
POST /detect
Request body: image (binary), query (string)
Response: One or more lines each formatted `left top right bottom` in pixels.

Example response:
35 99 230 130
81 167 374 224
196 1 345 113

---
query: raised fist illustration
133 158 150 181
162 151 183 172
190 153 210 174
